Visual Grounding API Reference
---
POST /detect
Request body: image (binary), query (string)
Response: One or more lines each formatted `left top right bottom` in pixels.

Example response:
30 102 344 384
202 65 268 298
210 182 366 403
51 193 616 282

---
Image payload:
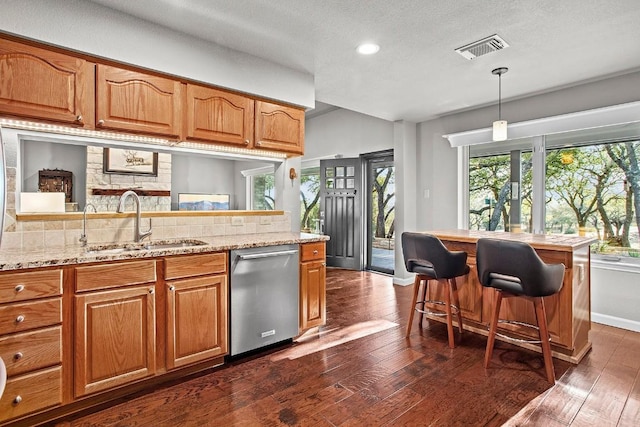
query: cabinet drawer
0 326 62 377
300 242 326 262
165 253 227 280
0 298 62 335
0 269 62 303
0 366 62 423
75 260 156 292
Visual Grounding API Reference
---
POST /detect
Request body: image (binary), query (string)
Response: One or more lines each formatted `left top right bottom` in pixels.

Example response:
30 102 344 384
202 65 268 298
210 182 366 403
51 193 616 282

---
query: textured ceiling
89 0 640 122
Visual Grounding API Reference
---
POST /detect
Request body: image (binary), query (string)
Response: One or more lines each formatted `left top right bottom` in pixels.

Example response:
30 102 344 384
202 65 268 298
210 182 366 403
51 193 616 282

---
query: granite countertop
0 232 329 271
429 229 597 251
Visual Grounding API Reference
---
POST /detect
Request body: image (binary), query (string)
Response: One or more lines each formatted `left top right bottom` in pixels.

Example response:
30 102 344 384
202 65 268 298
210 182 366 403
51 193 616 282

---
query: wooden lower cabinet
300 243 327 330
166 274 228 369
74 285 156 397
0 366 62 422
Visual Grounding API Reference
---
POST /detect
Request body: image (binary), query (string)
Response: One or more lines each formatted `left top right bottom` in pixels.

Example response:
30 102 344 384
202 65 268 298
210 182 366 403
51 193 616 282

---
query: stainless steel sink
85 239 208 255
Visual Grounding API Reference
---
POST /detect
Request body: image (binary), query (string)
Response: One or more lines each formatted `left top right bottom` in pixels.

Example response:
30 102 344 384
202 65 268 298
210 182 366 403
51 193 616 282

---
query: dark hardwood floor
58 269 639 426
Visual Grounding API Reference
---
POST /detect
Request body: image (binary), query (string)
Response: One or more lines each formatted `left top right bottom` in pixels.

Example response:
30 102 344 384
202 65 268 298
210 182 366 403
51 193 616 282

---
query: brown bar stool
401 232 469 348
476 238 565 384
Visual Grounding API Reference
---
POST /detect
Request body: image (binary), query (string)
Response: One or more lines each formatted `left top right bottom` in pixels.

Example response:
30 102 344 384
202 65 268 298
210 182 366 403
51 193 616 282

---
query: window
300 167 320 232
242 166 275 210
466 125 640 258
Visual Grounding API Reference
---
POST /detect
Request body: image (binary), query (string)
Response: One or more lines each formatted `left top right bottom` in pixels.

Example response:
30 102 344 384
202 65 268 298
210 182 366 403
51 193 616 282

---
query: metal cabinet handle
14 284 25 293
149 288 155 294
13 396 22 405
15 315 25 323
76 115 83 123
313 250 318 255
244 139 250 145
256 141 262 146
321 263 326 267
14 352 23 360
97 119 105 126
169 285 175 291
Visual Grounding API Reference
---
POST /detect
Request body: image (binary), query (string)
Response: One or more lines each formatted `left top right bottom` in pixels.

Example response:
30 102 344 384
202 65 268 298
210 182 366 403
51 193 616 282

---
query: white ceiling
89 0 640 123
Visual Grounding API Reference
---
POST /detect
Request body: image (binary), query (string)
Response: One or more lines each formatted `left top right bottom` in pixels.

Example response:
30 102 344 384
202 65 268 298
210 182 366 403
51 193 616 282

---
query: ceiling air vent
455 34 509 60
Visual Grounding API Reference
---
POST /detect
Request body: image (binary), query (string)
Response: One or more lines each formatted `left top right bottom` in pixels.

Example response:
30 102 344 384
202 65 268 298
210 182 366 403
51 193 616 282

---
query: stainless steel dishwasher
229 244 299 356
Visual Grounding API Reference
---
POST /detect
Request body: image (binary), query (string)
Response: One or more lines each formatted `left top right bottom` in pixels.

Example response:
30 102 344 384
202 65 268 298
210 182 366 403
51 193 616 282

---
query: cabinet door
74 285 156 397
185 84 254 147
255 100 304 155
300 260 326 330
96 64 182 137
166 275 228 369
0 38 94 126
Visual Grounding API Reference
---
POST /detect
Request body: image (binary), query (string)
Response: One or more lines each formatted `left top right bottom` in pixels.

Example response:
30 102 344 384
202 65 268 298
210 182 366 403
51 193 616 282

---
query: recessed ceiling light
357 43 380 55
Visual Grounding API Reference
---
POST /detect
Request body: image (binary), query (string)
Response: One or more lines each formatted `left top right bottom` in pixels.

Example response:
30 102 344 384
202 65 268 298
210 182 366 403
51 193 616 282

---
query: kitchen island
423 230 596 364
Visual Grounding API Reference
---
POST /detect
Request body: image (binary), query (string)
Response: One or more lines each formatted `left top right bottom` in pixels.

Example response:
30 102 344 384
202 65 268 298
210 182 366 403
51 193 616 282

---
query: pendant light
492 67 508 141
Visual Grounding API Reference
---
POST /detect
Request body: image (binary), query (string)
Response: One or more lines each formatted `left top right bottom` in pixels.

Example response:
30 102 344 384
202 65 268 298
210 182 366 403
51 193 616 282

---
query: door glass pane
346 178 355 189
370 163 395 273
325 178 334 189
336 167 345 177
325 167 334 178
336 179 344 189
346 166 355 177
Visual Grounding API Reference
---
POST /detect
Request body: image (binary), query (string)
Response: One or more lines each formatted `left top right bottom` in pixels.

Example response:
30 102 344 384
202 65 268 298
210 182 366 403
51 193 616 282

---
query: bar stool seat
476 238 565 384
401 232 469 348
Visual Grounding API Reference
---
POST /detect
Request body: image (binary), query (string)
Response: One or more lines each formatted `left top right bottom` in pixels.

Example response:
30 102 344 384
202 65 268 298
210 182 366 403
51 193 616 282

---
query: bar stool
401 232 469 348
476 238 565 384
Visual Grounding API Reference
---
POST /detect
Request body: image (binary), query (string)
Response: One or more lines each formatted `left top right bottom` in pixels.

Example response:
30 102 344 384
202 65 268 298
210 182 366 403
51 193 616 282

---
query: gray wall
0 0 313 109
417 70 640 231
170 154 238 210
21 140 86 208
304 108 394 160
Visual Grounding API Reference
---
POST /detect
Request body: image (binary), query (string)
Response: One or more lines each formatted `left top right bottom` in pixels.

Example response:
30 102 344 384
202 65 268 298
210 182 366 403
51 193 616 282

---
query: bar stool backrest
476 238 565 297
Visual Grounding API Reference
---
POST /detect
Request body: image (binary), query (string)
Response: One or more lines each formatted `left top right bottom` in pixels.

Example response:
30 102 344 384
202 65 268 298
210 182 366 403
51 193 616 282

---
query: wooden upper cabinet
185 84 254 147
255 100 304 155
96 64 182 137
0 38 94 127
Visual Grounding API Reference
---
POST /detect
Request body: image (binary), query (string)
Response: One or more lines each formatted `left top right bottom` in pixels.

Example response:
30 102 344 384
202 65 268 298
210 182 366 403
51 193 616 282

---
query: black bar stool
476 238 565 384
401 232 469 348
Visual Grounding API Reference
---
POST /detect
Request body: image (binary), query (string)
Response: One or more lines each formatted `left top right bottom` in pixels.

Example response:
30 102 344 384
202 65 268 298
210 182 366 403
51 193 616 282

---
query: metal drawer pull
14 352 23 360
13 396 22 405
169 285 175 291
15 315 25 323
238 249 298 260
149 288 155 294
313 250 318 255
14 284 25 292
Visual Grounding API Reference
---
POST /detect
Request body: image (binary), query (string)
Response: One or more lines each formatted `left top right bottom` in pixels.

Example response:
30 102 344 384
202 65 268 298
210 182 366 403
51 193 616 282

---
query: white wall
0 0 314 109
591 260 640 332
304 108 394 160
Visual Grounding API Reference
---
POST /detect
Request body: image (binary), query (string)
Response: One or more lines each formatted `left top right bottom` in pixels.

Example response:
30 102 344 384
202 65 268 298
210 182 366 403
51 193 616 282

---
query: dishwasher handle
237 249 298 260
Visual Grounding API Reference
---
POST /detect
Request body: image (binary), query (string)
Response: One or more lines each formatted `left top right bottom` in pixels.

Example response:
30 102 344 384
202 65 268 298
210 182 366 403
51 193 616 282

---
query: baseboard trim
393 276 414 286
592 312 640 333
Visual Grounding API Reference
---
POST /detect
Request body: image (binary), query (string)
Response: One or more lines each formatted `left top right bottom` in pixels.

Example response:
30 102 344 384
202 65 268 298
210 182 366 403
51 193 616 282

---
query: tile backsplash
1 212 291 251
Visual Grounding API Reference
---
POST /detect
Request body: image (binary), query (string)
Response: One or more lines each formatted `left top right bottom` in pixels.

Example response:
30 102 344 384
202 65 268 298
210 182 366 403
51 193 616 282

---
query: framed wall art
103 148 158 176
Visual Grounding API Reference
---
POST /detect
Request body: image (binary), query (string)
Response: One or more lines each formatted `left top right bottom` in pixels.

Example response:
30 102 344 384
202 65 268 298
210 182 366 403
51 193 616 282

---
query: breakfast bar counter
424 230 596 363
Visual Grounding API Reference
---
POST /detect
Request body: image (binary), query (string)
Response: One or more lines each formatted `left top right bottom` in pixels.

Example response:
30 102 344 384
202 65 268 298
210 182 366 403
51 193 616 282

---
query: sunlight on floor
271 319 398 361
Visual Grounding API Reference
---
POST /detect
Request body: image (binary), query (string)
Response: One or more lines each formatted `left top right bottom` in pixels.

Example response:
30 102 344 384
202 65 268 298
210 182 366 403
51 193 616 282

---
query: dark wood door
320 158 362 270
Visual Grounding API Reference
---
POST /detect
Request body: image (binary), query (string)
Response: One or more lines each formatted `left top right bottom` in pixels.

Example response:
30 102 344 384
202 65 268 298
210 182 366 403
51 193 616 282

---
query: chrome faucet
116 190 152 243
79 203 97 247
